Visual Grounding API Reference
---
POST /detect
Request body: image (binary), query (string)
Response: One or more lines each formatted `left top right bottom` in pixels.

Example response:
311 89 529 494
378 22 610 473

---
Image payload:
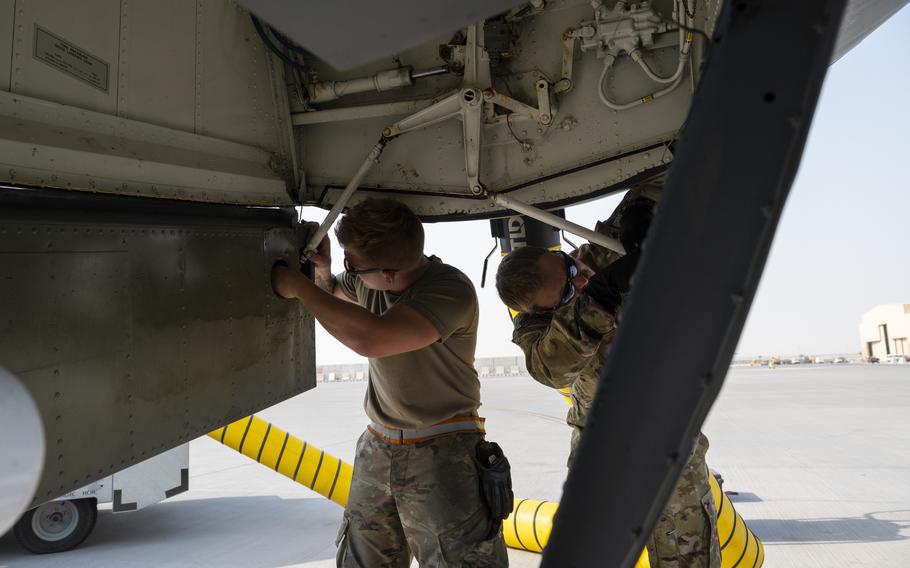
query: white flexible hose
597 0 693 110
633 0 693 84
598 55 686 111
633 49 687 84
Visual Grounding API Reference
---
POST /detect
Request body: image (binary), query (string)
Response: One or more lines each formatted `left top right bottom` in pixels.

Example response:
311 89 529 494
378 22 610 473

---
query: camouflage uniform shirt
510 192 721 567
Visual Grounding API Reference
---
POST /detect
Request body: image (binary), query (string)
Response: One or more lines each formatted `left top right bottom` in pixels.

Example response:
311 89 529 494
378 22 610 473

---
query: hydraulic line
595 0 694 111
632 0 694 85
208 416 758 567
598 53 686 111
249 15 308 73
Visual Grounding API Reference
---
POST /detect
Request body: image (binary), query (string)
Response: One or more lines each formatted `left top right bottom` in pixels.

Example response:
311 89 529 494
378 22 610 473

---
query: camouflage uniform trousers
565 430 720 568
645 433 721 568
336 429 509 568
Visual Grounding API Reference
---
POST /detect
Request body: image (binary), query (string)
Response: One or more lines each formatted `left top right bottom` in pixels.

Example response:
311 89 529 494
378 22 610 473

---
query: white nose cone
0 368 45 535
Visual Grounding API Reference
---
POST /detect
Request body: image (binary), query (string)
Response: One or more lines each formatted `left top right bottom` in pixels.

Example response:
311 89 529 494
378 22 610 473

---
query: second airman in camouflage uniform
495 185 720 567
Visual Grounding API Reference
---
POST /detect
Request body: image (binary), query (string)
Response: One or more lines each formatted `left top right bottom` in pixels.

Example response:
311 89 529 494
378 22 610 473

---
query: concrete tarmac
1 364 909 566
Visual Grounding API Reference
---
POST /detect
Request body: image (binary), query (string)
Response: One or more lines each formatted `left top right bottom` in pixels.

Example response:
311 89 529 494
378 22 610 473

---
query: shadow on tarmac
750 510 910 545
0 494 341 567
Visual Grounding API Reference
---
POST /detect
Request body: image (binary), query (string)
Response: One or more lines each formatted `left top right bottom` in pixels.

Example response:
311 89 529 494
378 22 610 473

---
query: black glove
584 247 642 313
474 441 514 538
619 198 655 251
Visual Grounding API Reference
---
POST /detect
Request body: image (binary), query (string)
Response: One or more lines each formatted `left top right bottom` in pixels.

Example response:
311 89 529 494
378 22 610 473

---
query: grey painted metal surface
0 188 316 507
833 0 910 62
0 91 292 205
0 0 13 92
2 0 904 220
237 0 528 70
0 0 297 205
297 0 697 219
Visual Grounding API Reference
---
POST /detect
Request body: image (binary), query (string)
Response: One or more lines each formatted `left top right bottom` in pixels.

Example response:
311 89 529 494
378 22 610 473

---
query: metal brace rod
305 140 387 253
488 192 625 254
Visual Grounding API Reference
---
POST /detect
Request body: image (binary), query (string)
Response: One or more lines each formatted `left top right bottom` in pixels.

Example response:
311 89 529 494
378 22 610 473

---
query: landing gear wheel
13 498 97 554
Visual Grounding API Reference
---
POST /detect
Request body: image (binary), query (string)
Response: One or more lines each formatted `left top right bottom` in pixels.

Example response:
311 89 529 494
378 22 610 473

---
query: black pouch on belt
474 440 514 538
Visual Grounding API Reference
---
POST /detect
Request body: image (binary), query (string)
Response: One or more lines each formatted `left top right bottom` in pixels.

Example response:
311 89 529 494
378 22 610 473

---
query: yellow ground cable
209 415 353 507
709 474 765 568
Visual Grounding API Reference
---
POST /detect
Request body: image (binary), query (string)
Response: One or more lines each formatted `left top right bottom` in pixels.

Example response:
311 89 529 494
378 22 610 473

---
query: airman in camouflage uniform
496 185 720 568
273 198 508 567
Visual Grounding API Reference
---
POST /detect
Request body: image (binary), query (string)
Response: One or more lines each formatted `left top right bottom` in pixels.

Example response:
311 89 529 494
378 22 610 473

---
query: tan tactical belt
368 416 486 444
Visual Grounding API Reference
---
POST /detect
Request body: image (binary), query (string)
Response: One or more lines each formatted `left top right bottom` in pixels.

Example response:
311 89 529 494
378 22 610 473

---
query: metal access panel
111 444 189 511
56 444 189 512
0 187 315 507
0 0 297 205
296 0 711 220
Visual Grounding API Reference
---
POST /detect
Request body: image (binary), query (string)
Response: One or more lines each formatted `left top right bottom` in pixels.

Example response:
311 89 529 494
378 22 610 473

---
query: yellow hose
209 415 353 507
502 497 559 553
209 416 636 558
211 416 766 568
709 474 765 568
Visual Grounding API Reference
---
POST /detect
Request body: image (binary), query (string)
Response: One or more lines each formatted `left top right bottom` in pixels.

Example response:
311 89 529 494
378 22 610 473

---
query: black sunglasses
343 257 401 276
556 251 579 307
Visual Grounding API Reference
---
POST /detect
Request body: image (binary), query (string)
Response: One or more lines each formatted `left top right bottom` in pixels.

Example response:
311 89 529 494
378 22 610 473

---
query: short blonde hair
496 246 548 312
336 198 424 268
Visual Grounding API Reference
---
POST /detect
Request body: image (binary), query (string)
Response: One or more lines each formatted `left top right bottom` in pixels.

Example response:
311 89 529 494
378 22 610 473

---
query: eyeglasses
343 256 400 276
557 251 578 307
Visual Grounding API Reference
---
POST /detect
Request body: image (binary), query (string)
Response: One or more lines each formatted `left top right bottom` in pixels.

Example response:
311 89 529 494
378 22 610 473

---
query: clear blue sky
308 5 910 364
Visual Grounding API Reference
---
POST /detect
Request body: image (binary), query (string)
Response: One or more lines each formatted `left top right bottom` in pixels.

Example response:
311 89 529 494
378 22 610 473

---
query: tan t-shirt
339 256 481 429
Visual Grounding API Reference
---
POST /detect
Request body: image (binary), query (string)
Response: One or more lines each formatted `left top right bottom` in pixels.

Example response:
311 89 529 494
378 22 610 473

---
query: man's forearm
313 267 336 293
289 273 380 353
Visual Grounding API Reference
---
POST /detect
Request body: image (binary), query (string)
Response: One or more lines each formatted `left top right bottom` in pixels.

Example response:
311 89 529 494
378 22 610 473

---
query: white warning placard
33 25 110 93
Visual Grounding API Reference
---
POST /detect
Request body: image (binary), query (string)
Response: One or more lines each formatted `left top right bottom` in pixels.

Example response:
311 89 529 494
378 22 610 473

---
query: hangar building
860 304 910 359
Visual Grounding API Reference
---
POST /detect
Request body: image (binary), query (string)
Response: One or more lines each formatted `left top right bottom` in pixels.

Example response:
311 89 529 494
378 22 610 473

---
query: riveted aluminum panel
0 0 297 204
0 187 315 506
11 0 120 113
0 0 12 91
0 91 291 204
195 0 292 157
117 0 197 131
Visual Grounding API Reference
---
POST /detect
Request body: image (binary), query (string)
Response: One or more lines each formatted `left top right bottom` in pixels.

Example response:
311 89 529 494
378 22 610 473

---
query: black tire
13 498 97 554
